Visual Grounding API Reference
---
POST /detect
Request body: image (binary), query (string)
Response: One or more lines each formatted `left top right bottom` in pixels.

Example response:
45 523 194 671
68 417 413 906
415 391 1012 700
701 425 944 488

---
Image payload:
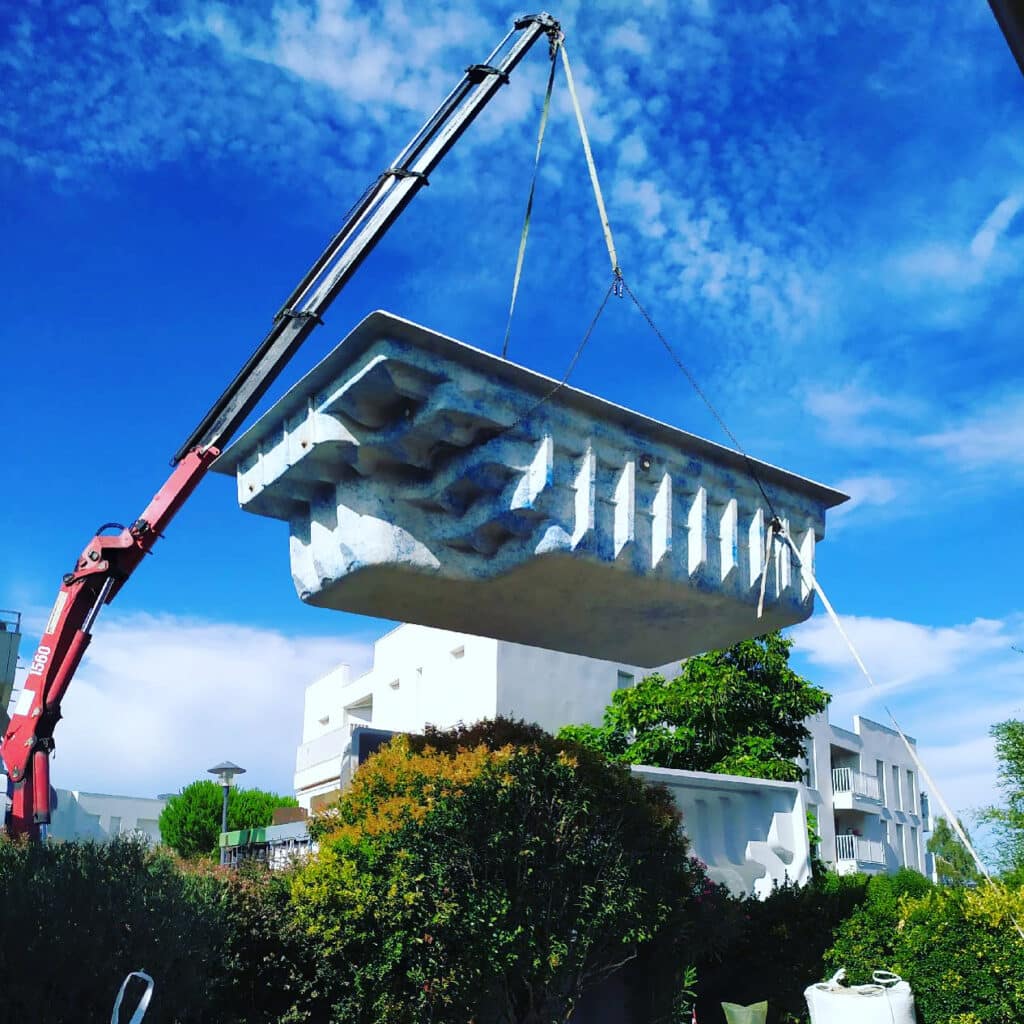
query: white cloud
891 190 1024 292
918 392 1024 471
830 474 902 524
803 384 920 448
612 175 666 238
804 382 1024 485
795 613 1011 696
198 0 493 118
618 131 648 167
607 23 651 57
14 612 374 799
969 192 1024 265
792 611 1024 817
917 734 997 824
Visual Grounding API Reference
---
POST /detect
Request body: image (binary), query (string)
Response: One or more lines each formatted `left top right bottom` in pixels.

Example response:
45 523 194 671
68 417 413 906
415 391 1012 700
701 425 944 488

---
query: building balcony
832 767 882 810
834 833 885 873
294 726 350 796
215 311 846 667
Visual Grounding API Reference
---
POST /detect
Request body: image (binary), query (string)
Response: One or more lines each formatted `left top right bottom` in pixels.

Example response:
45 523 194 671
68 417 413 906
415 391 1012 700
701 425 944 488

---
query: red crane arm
3 449 218 834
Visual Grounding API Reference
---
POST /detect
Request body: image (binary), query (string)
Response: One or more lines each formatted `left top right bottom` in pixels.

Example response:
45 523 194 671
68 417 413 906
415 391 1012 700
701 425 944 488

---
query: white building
802 713 930 877
296 623 655 812
296 623 929 887
48 789 166 844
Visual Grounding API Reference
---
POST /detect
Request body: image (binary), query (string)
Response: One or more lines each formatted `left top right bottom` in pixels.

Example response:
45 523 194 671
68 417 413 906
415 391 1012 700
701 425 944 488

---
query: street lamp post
207 761 246 866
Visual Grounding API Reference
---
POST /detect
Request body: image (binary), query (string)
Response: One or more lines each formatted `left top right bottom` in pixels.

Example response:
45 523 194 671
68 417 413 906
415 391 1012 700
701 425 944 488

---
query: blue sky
2 1 1022 840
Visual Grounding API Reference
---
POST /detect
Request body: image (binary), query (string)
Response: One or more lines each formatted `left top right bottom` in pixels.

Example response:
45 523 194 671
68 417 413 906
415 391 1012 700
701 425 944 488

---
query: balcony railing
835 833 885 864
832 767 881 801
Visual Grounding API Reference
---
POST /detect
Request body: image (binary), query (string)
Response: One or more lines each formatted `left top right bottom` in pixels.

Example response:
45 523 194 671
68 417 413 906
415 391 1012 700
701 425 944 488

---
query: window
616 671 634 689
892 765 901 810
805 740 817 788
876 760 885 801
906 769 915 811
909 827 918 869
108 816 122 836
345 697 373 726
895 823 905 865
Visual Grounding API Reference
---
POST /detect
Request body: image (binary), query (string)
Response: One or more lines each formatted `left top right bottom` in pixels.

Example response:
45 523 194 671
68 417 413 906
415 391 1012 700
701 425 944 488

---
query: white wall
634 766 813 898
854 716 927 873
302 663 352 742
295 625 502 808
358 625 501 734
496 642 659 733
48 789 166 844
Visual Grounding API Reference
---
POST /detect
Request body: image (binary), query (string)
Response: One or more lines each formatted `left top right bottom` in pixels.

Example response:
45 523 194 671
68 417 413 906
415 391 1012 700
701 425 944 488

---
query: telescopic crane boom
2 13 563 839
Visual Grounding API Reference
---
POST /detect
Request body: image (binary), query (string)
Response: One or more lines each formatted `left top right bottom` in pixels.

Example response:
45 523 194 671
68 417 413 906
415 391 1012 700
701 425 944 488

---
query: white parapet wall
633 766 813 898
48 789 167 844
215 312 846 667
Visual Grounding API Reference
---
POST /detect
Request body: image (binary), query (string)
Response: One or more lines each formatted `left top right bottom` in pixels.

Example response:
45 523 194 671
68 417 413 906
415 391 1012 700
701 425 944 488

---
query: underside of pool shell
214 311 848 667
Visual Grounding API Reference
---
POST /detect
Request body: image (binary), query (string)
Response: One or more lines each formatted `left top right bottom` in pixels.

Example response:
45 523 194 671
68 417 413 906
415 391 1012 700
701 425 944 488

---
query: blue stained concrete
216 311 847 666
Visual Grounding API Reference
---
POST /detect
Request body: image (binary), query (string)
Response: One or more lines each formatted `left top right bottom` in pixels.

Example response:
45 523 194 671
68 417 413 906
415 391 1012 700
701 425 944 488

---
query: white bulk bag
805 969 915 1024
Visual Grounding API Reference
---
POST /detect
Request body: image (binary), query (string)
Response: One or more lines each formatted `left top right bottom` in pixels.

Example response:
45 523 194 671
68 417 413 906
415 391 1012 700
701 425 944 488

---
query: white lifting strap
111 971 154 1024
502 46 559 359
560 44 621 282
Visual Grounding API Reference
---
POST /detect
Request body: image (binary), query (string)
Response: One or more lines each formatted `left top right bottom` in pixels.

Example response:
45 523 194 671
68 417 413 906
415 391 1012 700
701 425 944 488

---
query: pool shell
214 311 847 666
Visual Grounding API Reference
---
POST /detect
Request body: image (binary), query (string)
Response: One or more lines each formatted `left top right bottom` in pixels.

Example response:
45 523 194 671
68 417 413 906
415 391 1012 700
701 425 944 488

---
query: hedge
826 875 1024 1024
0 836 311 1024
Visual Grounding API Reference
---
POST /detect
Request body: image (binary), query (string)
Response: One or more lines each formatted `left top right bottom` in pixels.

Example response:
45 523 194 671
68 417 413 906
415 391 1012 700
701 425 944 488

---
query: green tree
558 631 830 782
159 780 297 860
928 816 982 886
979 719 1024 880
292 718 706 1024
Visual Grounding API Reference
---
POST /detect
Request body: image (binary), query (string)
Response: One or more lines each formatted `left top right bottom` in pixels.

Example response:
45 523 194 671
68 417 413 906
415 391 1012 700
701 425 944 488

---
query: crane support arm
2 13 563 837
3 448 218 834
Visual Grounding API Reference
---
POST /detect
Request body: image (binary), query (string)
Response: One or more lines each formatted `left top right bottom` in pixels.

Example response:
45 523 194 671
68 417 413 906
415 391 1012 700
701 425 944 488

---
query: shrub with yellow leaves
826 874 1024 1024
290 718 706 1024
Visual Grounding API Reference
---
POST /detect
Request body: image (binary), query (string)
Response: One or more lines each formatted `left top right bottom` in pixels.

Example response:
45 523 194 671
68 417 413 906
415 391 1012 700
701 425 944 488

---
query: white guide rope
759 524 1024 940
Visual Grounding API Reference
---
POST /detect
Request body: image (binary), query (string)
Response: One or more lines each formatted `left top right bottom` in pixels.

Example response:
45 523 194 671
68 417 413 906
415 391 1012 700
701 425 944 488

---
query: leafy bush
159 780 298 859
0 836 226 1022
0 835 312 1024
826 876 1024 1023
824 868 933 986
212 860 320 1024
293 718 708 1024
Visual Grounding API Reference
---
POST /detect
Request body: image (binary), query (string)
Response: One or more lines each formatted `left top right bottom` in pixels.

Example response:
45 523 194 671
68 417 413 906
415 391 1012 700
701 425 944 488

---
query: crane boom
2 13 563 838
